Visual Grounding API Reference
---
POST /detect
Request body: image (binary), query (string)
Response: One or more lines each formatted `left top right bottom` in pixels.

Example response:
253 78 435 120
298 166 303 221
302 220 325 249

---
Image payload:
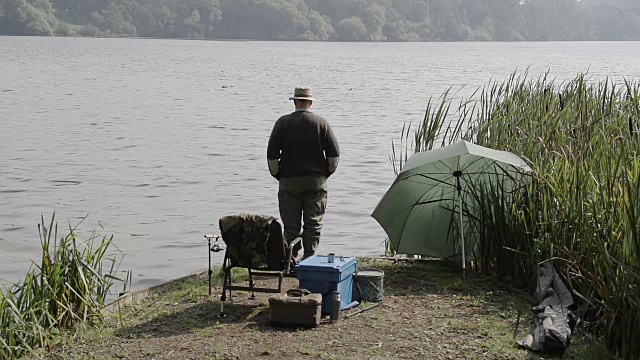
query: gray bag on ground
517 262 579 355
269 288 322 328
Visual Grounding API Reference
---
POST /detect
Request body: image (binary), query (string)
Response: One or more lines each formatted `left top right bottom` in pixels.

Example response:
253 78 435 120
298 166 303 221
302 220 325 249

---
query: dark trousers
278 176 328 257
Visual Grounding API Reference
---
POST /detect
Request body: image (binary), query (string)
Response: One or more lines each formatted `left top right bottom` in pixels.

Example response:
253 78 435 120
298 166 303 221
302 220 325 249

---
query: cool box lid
295 255 358 282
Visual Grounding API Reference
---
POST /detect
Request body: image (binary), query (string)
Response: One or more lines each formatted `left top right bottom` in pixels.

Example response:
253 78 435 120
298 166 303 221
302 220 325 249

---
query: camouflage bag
219 214 285 269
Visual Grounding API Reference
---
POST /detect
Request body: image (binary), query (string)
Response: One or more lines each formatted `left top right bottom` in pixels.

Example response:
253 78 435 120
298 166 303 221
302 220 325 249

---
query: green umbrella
372 140 531 280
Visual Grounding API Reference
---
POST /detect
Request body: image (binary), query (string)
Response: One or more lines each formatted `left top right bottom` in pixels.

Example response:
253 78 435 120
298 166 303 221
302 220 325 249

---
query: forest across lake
1 0 640 41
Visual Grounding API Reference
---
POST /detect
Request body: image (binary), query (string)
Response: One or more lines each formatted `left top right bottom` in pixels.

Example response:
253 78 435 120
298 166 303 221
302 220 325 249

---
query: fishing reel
205 234 225 252
205 234 225 298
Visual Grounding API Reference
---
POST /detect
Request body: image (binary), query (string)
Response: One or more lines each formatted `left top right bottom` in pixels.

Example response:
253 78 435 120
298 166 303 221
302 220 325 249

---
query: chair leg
285 246 292 276
220 267 232 318
285 237 303 277
220 256 228 301
220 256 230 318
248 268 256 300
277 273 283 293
221 269 227 302
226 267 233 300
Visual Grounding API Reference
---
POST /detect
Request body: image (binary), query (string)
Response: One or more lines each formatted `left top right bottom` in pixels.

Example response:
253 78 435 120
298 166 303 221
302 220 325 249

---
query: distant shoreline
1 34 638 43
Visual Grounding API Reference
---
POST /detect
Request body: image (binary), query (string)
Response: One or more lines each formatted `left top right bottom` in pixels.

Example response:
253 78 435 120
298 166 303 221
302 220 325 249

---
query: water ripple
50 180 83 186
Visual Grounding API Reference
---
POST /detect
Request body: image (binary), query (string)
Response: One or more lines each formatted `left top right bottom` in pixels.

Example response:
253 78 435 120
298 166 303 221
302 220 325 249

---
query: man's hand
268 159 280 180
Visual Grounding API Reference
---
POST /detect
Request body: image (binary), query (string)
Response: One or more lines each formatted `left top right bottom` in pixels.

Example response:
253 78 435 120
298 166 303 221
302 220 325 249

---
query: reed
0 214 120 359
400 72 640 358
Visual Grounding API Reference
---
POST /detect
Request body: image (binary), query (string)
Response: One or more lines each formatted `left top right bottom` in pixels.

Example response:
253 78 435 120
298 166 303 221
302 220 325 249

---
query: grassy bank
399 72 640 358
35 258 612 359
0 215 120 359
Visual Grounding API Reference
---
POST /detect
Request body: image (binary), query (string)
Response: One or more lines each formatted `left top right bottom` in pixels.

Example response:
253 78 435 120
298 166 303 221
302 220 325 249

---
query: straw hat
289 86 316 101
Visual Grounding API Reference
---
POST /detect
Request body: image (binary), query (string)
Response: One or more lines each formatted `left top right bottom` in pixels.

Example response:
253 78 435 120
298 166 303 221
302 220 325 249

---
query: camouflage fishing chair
206 214 301 317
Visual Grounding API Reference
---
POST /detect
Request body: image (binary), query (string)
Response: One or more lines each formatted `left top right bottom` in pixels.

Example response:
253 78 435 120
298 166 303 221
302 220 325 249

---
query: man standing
267 86 340 259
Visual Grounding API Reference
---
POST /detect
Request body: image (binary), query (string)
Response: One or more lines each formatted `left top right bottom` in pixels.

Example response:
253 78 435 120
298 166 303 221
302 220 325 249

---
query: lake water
1 37 638 291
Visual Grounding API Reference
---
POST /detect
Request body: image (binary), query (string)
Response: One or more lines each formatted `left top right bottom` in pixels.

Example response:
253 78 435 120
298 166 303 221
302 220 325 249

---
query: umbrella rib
462 162 529 190
406 160 462 187
403 173 455 187
435 159 457 175
403 159 458 178
462 159 527 177
413 198 452 206
491 162 525 183
458 156 489 174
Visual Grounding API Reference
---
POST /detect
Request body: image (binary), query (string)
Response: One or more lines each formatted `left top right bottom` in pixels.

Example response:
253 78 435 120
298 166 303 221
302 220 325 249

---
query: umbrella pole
454 171 466 283
459 189 466 283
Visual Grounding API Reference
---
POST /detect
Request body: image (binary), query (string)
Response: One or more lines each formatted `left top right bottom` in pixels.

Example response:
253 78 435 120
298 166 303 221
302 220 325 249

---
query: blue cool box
295 255 358 313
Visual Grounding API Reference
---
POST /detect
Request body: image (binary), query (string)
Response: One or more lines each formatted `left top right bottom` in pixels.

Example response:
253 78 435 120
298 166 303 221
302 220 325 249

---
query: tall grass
398 72 640 358
0 214 120 359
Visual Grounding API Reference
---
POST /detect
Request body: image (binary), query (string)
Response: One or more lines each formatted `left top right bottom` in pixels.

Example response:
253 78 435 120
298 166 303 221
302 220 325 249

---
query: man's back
267 111 339 178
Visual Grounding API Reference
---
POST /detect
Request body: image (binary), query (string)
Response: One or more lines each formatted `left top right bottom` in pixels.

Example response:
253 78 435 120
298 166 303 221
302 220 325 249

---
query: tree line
1 0 639 41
